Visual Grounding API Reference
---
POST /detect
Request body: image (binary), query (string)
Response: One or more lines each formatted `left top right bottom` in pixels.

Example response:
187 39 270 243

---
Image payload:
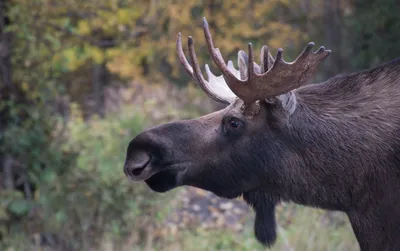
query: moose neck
347 198 400 251
274 66 400 250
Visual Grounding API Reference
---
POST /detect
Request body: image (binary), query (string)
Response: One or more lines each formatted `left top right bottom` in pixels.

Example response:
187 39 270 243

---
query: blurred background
0 0 399 250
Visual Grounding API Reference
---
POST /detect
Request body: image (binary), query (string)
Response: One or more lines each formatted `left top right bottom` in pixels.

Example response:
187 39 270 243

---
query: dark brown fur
124 58 400 251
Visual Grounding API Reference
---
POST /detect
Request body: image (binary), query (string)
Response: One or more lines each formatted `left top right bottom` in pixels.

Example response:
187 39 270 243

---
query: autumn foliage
1 0 399 250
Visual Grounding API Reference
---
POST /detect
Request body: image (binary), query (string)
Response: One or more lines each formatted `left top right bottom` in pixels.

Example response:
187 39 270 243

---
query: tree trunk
3 155 14 190
0 0 13 88
304 0 312 34
92 62 108 117
323 0 342 78
1 1 15 190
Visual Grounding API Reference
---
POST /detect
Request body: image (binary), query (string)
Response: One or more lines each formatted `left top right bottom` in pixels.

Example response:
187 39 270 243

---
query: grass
93 199 359 251
3 195 359 251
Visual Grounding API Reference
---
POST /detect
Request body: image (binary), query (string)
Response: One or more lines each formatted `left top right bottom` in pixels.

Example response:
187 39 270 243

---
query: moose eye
224 117 244 132
223 116 245 137
229 118 240 128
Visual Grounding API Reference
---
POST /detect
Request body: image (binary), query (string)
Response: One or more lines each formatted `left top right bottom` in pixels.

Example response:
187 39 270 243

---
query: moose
124 17 400 251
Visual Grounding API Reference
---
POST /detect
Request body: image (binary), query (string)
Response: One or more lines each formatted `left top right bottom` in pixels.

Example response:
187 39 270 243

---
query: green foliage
1 0 398 250
0 101 177 250
151 206 357 251
345 0 400 70
32 105 175 249
6 199 34 218
0 191 30 220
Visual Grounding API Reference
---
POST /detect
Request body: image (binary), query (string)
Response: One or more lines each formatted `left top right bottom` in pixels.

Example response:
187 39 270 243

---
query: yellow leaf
77 20 91 35
61 47 86 71
117 9 130 24
105 48 122 58
91 47 105 64
21 82 29 92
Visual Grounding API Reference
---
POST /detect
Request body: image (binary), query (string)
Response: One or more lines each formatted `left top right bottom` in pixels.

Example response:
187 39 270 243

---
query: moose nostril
131 165 146 176
125 151 151 177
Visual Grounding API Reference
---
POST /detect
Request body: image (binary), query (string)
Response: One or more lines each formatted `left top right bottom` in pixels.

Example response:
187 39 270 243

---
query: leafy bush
0 96 72 249
0 101 177 250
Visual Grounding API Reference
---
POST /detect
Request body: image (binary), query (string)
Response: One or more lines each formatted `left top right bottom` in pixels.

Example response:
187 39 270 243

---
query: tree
0 0 13 90
345 0 400 70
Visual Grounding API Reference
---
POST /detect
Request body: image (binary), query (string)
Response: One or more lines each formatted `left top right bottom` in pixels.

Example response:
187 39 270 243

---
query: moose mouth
124 156 186 193
144 168 181 192
144 166 243 199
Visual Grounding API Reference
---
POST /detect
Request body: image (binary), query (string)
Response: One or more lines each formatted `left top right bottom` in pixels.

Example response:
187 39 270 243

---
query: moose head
124 17 329 246
124 17 400 250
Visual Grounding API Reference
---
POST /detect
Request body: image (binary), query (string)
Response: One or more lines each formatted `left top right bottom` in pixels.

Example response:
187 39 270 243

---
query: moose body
124 18 400 251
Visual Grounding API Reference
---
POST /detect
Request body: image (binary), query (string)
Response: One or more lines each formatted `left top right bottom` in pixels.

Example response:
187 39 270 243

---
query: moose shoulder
123 17 400 251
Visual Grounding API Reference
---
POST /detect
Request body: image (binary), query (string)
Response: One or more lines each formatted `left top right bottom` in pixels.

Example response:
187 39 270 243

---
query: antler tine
247 43 255 81
177 32 194 78
202 17 245 95
176 32 232 104
238 50 248 80
260 45 274 73
273 48 284 67
187 36 204 83
187 36 230 103
238 50 263 77
289 42 331 83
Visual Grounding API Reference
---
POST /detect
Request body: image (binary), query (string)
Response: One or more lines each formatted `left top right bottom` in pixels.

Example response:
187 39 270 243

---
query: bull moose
124 17 400 251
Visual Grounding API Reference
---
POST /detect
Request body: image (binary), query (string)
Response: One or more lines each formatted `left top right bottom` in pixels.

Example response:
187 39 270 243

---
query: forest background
1 0 399 250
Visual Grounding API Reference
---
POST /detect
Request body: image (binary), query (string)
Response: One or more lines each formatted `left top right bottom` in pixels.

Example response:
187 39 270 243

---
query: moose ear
265 92 297 128
243 192 278 247
266 91 297 116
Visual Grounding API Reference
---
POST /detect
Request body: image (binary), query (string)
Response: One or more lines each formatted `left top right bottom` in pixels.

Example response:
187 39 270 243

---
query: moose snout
124 121 192 181
124 150 152 181
124 129 166 181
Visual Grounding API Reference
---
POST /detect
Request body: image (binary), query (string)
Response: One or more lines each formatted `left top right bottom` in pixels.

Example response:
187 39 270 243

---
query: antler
177 17 331 108
203 17 331 106
177 33 238 104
